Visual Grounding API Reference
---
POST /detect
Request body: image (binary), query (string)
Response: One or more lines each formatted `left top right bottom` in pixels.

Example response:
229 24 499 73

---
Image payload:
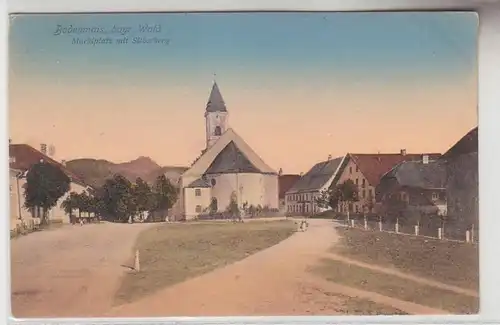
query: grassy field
332 227 479 291
114 220 296 305
312 258 479 314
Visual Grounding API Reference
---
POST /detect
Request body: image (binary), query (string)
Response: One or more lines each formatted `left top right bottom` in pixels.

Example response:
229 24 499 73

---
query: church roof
205 141 265 174
186 177 212 188
206 82 227 113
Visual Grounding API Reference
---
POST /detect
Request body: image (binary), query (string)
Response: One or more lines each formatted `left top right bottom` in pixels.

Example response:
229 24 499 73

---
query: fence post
438 228 443 240
364 215 368 230
414 225 419 236
466 230 471 243
134 250 140 272
471 224 475 243
379 216 383 231
350 219 355 228
395 218 399 233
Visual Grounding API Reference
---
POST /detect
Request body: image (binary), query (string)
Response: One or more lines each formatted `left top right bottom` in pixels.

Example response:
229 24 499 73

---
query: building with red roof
331 150 442 214
9 143 91 223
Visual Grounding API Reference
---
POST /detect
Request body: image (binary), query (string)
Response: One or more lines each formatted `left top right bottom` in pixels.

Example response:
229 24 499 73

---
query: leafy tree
60 191 80 224
99 174 134 222
133 177 152 220
24 162 71 225
315 180 359 218
153 175 178 212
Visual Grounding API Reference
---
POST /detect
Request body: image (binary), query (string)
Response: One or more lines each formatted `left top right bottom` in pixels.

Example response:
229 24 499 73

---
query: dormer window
214 126 222 136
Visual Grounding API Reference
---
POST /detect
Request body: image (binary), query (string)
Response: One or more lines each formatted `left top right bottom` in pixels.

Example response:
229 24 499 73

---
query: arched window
210 197 218 214
214 126 222 136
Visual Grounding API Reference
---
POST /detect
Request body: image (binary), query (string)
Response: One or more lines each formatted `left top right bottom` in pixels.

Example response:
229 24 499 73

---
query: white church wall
184 187 211 220
262 174 279 210
209 173 279 212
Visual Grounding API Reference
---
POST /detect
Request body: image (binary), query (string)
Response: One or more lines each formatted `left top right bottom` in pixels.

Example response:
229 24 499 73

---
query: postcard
8 12 478 318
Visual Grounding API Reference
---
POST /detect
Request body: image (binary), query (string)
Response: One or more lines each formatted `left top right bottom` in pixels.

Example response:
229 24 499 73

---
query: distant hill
65 156 188 188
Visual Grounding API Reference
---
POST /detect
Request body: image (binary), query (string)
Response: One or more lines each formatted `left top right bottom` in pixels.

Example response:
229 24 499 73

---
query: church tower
205 81 228 149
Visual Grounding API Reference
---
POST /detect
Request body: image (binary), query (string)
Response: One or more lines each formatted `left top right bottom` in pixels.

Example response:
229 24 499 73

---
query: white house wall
183 187 211 220
49 181 88 223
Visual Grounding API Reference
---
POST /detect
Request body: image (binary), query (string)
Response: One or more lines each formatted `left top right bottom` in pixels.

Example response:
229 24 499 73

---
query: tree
60 191 80 224
133 177 152 220
24 161 71 225
153 175 178 212
99 174 134 222
316 180 359 218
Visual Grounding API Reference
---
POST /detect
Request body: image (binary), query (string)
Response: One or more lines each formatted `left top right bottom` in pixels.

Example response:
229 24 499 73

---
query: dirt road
10 222 152 318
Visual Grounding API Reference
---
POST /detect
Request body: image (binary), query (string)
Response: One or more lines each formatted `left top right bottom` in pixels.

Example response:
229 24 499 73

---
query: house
9 168 33 230
285 155 344 216
178 82 279 220
278 174 300 212
331 150 442 214
441 127 478 231
376 157 447 221
9 143 91 223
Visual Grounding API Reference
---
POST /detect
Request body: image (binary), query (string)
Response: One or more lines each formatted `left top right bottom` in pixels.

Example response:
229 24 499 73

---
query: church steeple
206 81 227 113
205 80 228 149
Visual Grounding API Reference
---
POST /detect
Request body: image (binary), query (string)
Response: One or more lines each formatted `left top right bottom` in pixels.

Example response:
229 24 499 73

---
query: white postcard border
1 1 499 324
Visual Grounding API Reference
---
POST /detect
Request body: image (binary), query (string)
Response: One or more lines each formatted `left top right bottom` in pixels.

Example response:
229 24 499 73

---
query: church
177 81 279 220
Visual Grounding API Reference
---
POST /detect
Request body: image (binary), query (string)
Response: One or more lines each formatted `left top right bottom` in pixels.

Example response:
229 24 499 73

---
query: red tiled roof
348 152 442 187
9 144 87 186
279 174 301 199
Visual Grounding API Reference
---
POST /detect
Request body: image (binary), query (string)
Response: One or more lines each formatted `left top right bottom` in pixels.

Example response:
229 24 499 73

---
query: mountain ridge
65 156 188 188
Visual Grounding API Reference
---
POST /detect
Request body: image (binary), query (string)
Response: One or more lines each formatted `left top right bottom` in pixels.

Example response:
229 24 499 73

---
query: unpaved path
108 219 447 317
10 222 152 318
107 219 339 317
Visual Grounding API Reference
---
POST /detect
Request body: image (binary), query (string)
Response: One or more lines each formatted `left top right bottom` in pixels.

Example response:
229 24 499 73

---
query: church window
211 178 216 186
214 126 222 136
195 205 202 213
195 189 201 196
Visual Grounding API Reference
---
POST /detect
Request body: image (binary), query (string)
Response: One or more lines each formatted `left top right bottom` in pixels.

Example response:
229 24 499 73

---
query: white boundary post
364 215 368 230
414 225 419 236
466 230 471 243
134 250 140 272
438 228 443 240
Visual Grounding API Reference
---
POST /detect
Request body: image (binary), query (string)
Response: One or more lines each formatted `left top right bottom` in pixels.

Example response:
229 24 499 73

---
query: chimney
422 154 429 164
40 143 47 155
327 154 332 161
299 172 303 177
278 168 283 176
400 149 407 156
9 138 12 144
61 160 67 166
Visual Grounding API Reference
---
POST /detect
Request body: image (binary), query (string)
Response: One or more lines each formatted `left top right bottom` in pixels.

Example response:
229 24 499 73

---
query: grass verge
311 258 479 314
333 227 479 291
114 220 296 305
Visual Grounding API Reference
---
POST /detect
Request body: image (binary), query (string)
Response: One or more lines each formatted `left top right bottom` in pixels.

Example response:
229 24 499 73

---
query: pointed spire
206 80 227 113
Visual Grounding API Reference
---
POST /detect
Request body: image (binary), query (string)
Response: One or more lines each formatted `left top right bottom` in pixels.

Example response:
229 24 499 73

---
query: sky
8 12 478 174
